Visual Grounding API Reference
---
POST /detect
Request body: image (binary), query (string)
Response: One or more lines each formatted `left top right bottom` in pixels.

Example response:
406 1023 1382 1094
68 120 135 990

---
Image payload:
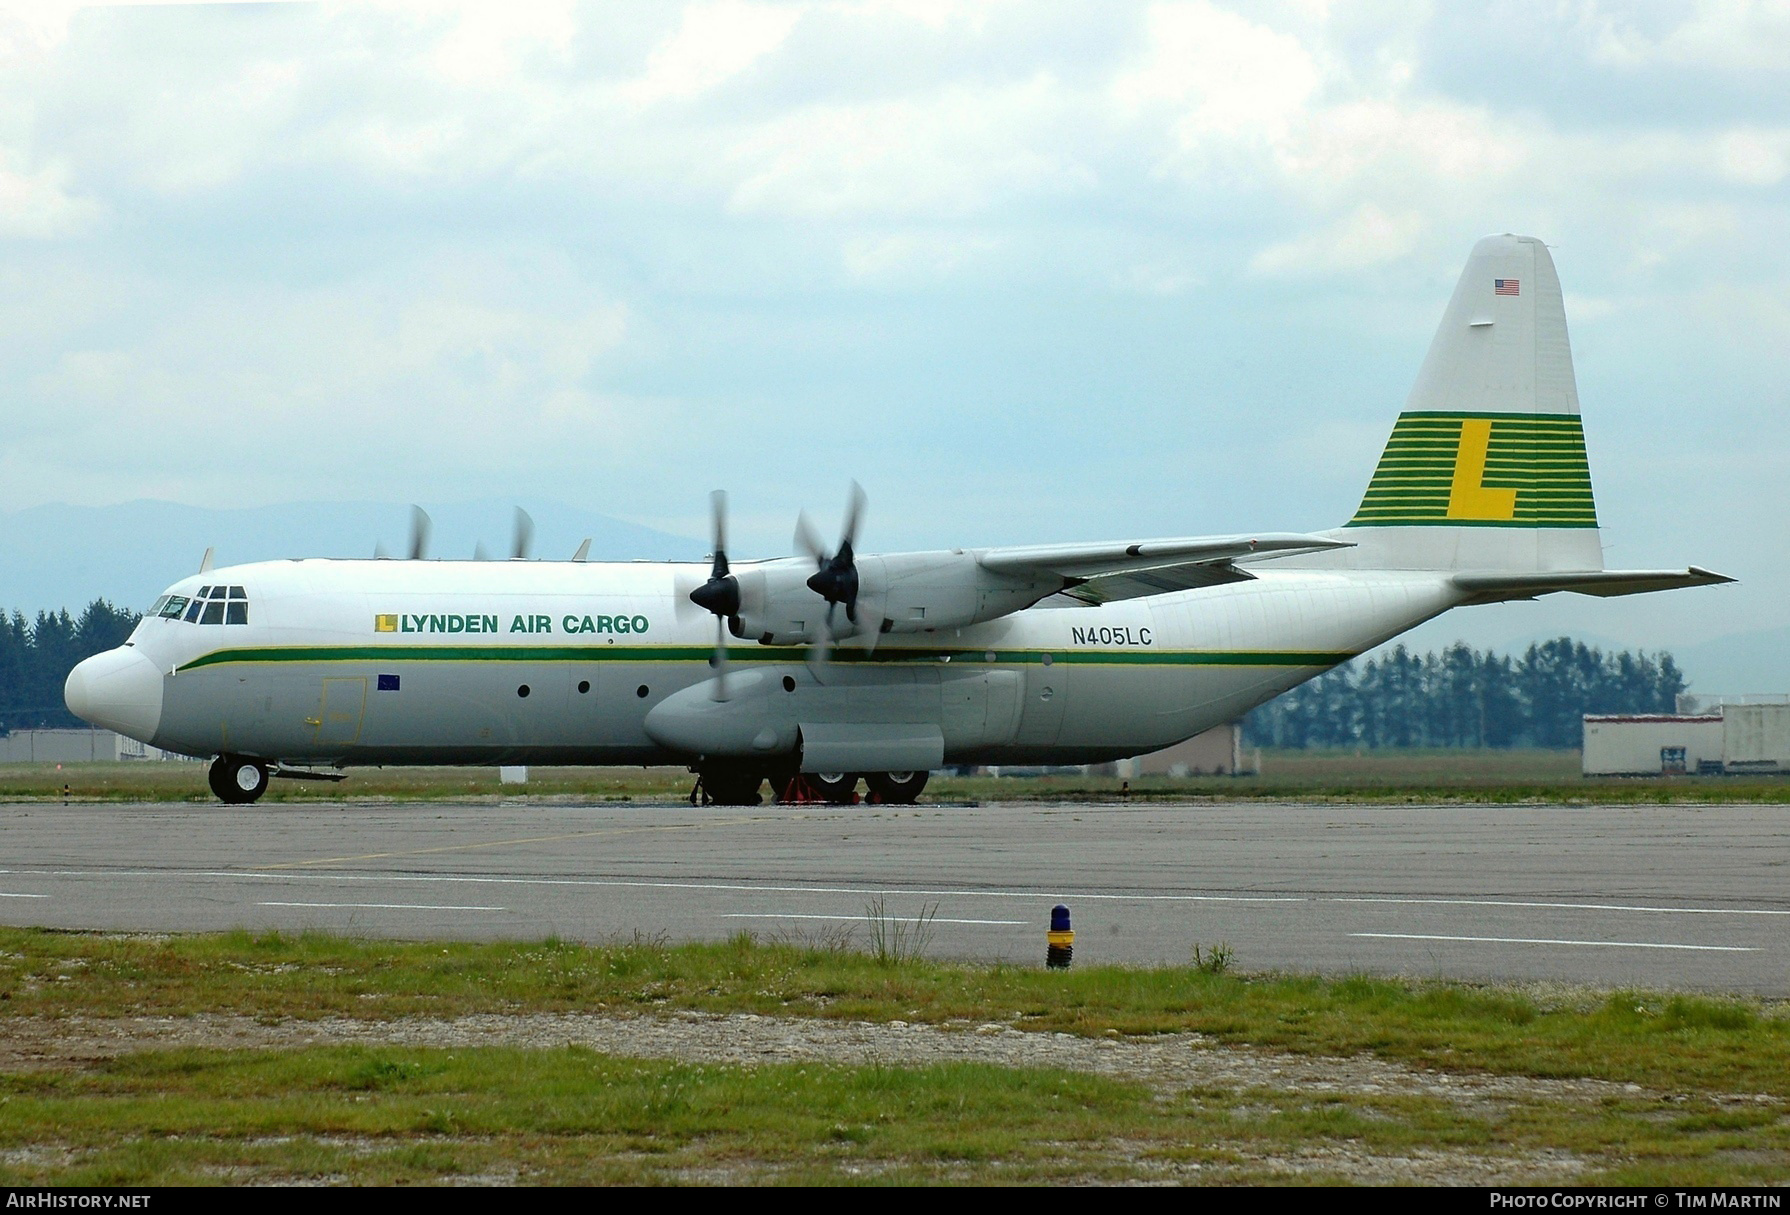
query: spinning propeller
687 490 739 701
795 481 877 668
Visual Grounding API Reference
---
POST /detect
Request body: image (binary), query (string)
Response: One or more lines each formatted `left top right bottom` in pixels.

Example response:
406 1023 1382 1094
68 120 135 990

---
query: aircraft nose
64 648 164 742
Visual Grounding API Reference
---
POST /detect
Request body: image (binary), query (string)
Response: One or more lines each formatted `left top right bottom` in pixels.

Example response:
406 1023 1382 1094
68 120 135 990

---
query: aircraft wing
976 532 1353 605
1452 567 1735 603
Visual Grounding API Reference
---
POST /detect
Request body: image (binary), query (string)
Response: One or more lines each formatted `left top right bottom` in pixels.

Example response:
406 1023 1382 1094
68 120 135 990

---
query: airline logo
373 612 652 635
1347 411 1597 528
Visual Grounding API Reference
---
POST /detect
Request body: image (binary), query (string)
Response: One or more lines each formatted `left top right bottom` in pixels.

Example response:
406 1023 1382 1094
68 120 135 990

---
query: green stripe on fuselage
176 645 1357 672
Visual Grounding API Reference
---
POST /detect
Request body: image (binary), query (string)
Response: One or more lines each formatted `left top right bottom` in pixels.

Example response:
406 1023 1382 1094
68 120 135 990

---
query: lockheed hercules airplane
65 235 1730 805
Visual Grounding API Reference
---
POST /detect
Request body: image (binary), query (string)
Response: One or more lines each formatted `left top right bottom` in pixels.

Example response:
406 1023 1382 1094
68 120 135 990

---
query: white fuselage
71 556 1466 768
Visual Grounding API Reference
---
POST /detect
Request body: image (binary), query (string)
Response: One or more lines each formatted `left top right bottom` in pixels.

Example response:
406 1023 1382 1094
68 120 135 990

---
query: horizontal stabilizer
978 532 1351 581
1453 566 1734 603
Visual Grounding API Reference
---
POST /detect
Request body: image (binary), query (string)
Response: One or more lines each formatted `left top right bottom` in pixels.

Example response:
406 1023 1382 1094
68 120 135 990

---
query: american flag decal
1494 279 1520 296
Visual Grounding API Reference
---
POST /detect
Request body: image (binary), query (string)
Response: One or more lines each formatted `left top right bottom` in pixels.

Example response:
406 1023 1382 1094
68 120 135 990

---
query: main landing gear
691 764 929 807
208 755 270 805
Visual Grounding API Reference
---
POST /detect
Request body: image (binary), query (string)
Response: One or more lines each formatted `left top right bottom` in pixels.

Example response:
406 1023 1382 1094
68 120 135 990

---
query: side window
184 599 205 623
226 601 248 625
200 601 226 625
160 596 189 619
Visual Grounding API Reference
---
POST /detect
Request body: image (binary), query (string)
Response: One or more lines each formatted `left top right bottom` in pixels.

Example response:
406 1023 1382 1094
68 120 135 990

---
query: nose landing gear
208 755 269 805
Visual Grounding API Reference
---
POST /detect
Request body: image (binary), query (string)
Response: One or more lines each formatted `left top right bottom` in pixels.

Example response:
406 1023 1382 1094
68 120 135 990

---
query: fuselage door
316 677 367 746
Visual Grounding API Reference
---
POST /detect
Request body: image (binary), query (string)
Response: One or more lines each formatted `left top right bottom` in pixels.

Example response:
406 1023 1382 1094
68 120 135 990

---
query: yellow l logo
1446 419 1518 520
374 614 398 633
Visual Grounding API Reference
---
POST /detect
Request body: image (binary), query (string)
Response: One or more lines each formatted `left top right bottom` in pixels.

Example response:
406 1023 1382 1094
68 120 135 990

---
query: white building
1582 699 1790 776
0 728 182 763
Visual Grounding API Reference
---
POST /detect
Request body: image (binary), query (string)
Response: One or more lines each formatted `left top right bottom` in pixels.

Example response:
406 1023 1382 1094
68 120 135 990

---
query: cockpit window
172 585 249 625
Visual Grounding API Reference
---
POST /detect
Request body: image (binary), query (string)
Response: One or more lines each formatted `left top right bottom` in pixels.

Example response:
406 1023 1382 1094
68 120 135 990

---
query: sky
1 0 1786 661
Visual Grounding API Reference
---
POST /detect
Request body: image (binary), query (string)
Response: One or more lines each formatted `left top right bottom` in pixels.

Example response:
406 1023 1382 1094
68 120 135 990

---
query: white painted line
19 867 1790 920
0 893 48 899
1352 932 1757 953
721 913 1027 926
257 901 507 912
77 869 1302 905
1333 896 1790 917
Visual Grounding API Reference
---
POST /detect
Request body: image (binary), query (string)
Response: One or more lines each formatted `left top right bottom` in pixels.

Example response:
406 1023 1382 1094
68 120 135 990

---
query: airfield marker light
1047 904 1073 970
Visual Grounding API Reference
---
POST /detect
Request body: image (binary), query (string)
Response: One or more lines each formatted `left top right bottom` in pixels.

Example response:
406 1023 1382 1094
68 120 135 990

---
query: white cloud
1113 1 1321 145
620 0 800 106
1588 0 1790 72
0 155 99 237
1251 203 1425 275
726 75 1094 220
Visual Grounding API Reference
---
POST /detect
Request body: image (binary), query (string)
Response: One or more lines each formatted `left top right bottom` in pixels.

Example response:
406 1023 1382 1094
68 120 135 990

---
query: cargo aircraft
65 235 1730 805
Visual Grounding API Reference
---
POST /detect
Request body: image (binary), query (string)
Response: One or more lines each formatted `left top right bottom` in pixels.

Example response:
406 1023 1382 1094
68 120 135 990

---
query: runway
1 798 1786 994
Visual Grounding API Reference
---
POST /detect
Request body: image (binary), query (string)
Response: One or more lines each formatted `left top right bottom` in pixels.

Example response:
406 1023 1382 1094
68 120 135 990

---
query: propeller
511 507 534 560
797 481 876 667
408 506 432 561
687 490 739 701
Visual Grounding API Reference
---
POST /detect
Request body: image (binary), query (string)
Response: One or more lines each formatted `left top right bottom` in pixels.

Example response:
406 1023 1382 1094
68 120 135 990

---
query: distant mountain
1674 626 1790 696
0 499 706 616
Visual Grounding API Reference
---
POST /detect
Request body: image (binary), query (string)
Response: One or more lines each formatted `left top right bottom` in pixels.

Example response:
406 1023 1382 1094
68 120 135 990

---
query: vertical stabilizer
1340 234 1602 572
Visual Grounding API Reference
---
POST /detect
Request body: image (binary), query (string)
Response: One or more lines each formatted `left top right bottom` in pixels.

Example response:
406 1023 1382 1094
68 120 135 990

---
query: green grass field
1 929 1787 1184
3 749 1786 803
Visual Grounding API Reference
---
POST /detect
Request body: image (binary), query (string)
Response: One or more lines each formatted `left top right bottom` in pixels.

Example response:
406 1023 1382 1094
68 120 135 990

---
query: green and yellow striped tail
1346 411 1597 529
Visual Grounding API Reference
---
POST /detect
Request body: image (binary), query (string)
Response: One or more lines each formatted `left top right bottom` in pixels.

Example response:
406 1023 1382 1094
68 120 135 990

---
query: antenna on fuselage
571 538 591 562
198 547 215 574
511 508 534 560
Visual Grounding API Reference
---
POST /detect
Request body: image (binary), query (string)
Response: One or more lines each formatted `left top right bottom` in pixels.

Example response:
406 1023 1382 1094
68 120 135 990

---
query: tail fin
1342 233 1602 573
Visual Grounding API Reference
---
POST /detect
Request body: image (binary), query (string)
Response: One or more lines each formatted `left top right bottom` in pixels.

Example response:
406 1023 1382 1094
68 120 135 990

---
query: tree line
1243 638 1686 750
0 601 141 731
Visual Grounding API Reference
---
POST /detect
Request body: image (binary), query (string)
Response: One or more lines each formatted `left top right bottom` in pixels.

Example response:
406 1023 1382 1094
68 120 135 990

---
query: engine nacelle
730 551 1060 645
861 551 1058 635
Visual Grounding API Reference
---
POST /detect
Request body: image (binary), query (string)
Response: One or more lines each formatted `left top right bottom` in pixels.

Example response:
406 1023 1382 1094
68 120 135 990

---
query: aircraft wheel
701 765 763 806
865 770 928 805
210 756 269 805
808 772 858 805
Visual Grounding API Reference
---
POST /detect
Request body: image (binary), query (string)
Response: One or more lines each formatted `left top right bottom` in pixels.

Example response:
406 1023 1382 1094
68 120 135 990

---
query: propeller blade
408 506 431 561
856 605 884 655
807 604 835 679
840 480 866 550
511 507 534 560
710 616 730 702
794 511 826 565
690 489 742 623
710 490 728 574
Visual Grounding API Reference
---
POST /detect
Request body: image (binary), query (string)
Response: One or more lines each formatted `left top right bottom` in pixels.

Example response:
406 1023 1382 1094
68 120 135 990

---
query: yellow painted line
260 816 766 870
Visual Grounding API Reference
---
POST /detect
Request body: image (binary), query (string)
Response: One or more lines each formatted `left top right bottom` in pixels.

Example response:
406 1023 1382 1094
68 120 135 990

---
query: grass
1 929 1788 1184
6 1045 1786 1185
4 928 1789 1098
4 750 1788 804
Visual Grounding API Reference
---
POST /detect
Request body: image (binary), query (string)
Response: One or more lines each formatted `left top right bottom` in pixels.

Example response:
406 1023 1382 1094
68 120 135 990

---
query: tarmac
1 798 1785 994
